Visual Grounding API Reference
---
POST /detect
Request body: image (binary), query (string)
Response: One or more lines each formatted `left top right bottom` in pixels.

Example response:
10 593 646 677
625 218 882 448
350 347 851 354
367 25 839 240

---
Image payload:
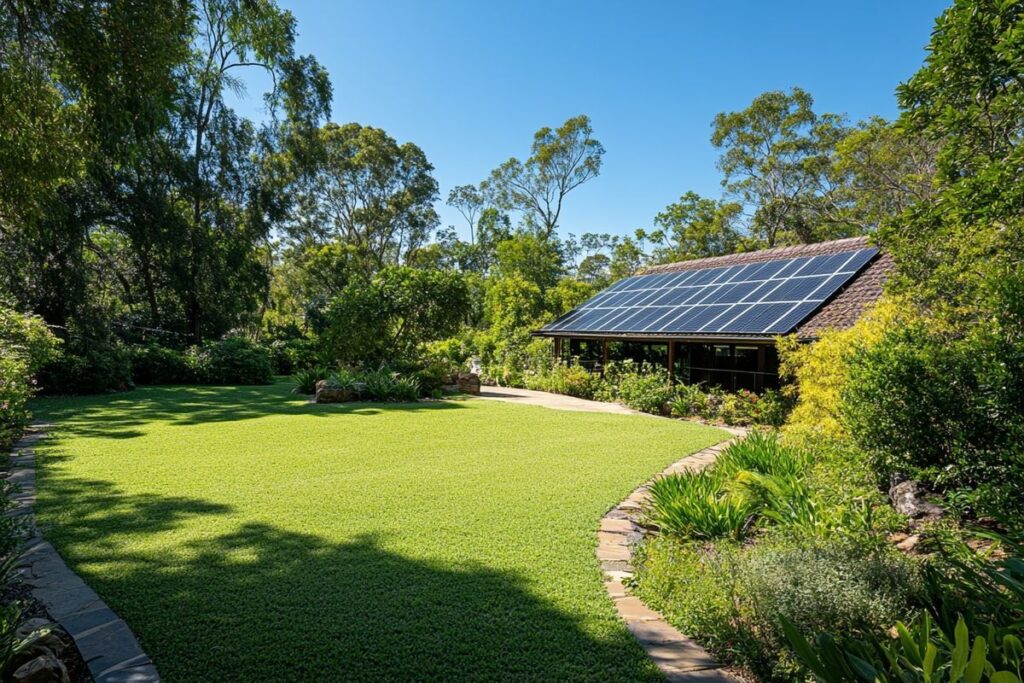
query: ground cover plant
31 382 726 681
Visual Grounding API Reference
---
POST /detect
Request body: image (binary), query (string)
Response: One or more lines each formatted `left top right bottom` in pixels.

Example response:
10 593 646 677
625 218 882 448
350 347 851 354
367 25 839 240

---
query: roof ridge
641 236 874 274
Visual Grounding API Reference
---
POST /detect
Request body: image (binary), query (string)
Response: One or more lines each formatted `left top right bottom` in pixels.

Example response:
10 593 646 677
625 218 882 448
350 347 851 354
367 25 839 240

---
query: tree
711 88 851 246
652 192 743 262
288 123 439 271
319 267 470 363
492 233 564 291
881 0 1024 322
484 115 604 238
830 117 937 233
0 0 193 328
447 184 485 244
177 0 331 342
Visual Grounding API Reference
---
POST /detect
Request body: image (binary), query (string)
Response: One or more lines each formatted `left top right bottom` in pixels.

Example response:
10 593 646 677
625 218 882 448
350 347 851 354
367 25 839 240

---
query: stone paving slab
597 430 748 682
8 425 161 682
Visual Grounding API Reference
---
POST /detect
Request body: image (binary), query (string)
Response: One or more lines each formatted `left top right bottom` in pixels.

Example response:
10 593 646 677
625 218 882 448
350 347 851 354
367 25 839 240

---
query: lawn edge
8 423 161 683
598 427 747 683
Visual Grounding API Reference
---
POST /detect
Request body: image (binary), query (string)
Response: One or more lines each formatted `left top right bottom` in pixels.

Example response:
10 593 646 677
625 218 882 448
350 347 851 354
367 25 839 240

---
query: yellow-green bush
777 296 907 439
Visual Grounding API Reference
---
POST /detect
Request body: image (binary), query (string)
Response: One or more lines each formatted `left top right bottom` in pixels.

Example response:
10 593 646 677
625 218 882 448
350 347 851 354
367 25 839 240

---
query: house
534 236 891 391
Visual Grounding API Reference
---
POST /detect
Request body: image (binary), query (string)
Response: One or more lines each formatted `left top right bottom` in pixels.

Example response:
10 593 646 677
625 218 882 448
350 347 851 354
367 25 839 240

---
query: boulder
455 372 480 395
314 380 355 403
889 480 945 521
896 534 922 553
15 619 65 656
11 653 69 683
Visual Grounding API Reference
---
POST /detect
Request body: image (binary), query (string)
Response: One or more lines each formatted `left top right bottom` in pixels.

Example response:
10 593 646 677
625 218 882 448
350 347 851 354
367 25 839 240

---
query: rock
314 380 355 403
455 372 480 395
896 534 922 553
889 480 945 521
14 619 65 657
887 532 910 544
11 653 69 683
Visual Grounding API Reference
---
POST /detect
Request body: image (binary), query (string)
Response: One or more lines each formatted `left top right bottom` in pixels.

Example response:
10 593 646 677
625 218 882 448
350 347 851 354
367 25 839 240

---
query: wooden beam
668 342 676 383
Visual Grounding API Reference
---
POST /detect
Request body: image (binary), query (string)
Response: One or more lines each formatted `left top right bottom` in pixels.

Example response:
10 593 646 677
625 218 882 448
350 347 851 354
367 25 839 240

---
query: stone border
598 429 747 682
7 424 160 682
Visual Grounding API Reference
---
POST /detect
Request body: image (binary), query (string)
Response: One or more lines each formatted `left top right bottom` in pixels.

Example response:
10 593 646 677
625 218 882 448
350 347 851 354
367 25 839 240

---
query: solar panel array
542 247 878 336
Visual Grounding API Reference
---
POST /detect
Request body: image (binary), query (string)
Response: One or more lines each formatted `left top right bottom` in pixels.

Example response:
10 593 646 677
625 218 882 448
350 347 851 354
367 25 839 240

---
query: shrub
266 337 322 375
524 361 602 399
634 536 921 680
0 355 31 451
783 545 1024 683
596 361 674 414
187 338 273 385
392 375 421 402
778 297 904 439
0 305 59 449
129 344 193 384
38 341 133 394
841 321 1024 517
646 470 755 541
670 383 707 418
292 367 329 395
715 431 809 479
0 306 60 375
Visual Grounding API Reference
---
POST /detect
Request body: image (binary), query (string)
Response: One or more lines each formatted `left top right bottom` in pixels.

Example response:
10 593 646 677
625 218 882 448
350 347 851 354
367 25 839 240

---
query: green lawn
32 382 726 681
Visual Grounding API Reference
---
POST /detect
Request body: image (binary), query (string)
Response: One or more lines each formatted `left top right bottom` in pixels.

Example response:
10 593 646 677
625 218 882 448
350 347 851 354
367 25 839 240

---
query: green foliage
129 344 192 385
38 339 133 395
711 87 856 247
287 123 439 267
652 192 743 262
596 360 673 414
187 338 273 385
634 536 921 680
524 361 602 399
716 431 810 479
320 267 470 364
291 367 329 395
484 114 603 238
0 304 59 448
784 548 1024 683
841 321 1024 517
0 355 31 451
647 470 755 541
266 337 323 375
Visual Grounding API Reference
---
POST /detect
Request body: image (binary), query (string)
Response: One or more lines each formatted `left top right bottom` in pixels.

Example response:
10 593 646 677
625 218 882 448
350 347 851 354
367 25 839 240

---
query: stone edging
598 429 748 682
8 424 160 683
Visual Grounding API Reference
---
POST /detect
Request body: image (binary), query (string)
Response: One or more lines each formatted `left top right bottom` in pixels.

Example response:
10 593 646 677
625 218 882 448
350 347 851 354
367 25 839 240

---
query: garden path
476 386 643 415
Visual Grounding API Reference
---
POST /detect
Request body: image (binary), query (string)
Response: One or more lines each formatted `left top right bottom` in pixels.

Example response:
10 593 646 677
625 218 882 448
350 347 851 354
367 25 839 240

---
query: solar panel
541 247 878 336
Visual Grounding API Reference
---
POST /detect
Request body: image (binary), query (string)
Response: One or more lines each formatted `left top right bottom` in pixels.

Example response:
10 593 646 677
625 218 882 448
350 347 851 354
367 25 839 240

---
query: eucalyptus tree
287 122 439 273
483 115 604 239
173 0 331 341
711 88 851 247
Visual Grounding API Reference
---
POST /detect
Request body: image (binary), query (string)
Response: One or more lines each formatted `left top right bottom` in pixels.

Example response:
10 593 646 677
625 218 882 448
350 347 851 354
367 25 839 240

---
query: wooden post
667 342 676 383
554 337 562 361
756 345 766 393
602 339 609 369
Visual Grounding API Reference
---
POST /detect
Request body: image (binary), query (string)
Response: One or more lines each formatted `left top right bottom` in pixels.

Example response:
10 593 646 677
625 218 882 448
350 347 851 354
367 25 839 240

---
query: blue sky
234 1 949 242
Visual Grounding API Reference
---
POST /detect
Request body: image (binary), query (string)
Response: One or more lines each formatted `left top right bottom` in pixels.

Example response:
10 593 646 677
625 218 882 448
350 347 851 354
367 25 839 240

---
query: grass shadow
31 382 468 439
41 475 661 681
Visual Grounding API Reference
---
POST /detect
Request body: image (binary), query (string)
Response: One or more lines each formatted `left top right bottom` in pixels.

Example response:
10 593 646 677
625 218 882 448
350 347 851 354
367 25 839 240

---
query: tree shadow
31 383 468 439
41 476 661 682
